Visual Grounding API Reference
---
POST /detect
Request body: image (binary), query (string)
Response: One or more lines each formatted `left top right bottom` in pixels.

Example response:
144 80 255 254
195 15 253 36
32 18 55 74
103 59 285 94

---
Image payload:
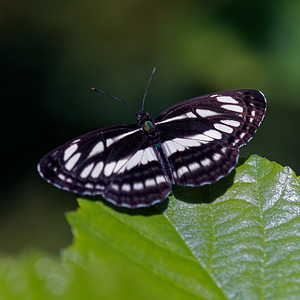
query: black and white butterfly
38 69 266 208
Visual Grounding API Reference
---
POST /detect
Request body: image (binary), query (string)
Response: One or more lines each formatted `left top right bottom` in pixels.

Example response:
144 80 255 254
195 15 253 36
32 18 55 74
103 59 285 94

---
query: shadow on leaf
78 163 239 215
80 195 169 216
173 169 236 204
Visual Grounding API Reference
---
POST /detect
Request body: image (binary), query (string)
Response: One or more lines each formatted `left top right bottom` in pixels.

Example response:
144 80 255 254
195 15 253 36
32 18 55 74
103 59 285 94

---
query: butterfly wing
154 89 266 186
38 124 172 208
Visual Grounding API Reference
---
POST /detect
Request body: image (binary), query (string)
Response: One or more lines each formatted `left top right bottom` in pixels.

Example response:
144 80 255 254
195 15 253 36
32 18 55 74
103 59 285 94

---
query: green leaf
1 155 300 299
64 200 225 300
164 155 300 299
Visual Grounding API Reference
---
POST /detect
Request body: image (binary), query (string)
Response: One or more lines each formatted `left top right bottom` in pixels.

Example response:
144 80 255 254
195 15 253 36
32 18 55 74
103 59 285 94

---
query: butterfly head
136 110 151 125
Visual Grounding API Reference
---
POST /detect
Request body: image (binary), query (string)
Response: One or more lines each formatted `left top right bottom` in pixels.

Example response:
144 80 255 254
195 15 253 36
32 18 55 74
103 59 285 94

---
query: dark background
1 0 299 253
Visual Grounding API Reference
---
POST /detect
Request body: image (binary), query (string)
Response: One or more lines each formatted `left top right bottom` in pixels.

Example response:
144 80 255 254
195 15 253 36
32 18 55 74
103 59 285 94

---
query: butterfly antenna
91 88 138 112
142 67 156 111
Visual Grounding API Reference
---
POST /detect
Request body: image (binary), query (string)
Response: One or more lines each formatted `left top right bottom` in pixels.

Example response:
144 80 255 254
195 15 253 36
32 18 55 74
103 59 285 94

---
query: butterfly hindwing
104 155 171 207
38 124 172 208
155 89 266 186
159 131 240 186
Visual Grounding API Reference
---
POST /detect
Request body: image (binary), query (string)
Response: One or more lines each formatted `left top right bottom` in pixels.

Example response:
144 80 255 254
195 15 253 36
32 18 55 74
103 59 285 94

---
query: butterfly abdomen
152 140 174 184
139 114 174 184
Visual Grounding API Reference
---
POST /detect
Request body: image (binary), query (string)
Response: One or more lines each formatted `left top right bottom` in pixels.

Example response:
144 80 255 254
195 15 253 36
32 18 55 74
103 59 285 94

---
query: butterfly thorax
136 110 173 182
137 110 157 136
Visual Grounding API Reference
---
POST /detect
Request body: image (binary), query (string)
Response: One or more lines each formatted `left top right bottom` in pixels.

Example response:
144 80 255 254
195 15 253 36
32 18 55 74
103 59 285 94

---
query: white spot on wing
196 109 220 118
186 112 197 118
203 129 222 140
141 147 157 165
163 140 180 156
173 138 201 147
64 144 78 161
251 111 256 117
217 96 239 104
72 139 80 144
105 129 141 148
221 120 240 127
188 134 212 142
163 137 201 156
104 161 116 177
145 178 156 187
177 166 189 178
95 184 104 190
156 175 166 184
91 161 104 178
221 104 243 113
189 162 200 172
240 132 246 139
126 150 143 170
112 148 153 174
65 153 81 171
113 129 140 143
85 183 93 189
201 158 211 167
114 157 129 174
156 111 201 125
156 113 194 124
88 141 104 158
213 153 222 161
133 182 144 190
111 184 119 191
214 123 234 134
58 174 66 181
122 184 131 192
80 163 95 178
106 138 114 147
172 171 178 179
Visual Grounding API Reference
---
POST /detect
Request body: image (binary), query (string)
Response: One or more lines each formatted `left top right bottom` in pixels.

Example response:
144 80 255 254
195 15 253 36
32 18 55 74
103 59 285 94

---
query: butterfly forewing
155 89 266 186
38 124 172 208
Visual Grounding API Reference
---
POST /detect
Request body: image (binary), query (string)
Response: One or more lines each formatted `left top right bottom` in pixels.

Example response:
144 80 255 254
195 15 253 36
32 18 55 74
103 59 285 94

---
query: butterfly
38 68 267 208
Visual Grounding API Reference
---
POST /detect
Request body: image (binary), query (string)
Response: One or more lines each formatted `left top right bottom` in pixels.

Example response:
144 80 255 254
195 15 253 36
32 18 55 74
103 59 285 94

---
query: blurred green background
1 0 300 254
